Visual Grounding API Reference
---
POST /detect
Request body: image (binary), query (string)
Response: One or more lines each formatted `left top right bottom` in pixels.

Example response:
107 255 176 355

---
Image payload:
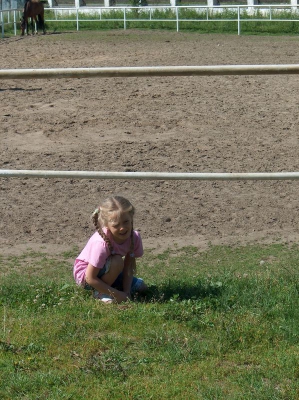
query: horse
20 0 46 36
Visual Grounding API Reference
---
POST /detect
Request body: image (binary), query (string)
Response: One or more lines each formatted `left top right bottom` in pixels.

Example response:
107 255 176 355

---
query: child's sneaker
93 291 114 304
131 278 148 294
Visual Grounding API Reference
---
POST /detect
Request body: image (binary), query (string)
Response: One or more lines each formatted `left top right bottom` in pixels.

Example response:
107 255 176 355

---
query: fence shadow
0 87 42 92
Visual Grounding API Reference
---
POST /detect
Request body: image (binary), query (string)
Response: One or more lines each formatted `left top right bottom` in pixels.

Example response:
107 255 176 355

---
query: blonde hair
92 196 135 256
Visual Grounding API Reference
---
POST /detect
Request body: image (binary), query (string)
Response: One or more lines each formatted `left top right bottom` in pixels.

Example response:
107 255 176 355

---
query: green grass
1 243 299 398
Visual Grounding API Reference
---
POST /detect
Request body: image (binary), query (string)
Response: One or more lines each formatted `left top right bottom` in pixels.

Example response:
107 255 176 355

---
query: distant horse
20 0 46 36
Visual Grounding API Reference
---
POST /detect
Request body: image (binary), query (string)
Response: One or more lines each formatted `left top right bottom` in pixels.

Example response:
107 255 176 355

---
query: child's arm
122 254 136 296
85 263 129 303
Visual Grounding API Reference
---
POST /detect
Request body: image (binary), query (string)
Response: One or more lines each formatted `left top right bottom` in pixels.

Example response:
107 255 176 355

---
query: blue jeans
111 272 144 294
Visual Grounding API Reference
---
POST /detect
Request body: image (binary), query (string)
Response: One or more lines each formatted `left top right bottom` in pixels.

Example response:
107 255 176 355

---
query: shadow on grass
138 279 223 303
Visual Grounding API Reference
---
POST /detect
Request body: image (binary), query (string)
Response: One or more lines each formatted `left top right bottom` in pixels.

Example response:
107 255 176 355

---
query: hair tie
130 252 135 258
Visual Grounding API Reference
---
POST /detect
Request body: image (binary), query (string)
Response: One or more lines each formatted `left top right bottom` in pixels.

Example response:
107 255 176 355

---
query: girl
73 196 147 304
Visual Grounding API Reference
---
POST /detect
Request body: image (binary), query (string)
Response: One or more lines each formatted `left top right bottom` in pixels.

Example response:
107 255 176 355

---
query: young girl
73 196 147 304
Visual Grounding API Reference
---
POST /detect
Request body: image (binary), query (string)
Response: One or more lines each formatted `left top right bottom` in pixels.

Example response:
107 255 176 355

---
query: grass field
1 243 299 399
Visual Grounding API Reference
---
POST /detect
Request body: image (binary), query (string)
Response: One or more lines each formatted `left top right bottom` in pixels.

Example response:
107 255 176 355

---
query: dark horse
21 0 46 36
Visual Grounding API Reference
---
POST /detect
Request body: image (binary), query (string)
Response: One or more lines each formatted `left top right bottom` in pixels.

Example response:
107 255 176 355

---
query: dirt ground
1 30 299 256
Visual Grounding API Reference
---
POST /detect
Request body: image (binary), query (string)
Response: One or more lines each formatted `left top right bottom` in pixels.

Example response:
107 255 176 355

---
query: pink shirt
73 228 143 286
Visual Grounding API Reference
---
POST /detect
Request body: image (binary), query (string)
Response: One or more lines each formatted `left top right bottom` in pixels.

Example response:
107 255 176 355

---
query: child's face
106 211 133 244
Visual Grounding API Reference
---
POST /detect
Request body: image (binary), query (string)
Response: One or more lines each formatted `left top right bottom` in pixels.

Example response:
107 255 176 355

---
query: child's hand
114 290 131 303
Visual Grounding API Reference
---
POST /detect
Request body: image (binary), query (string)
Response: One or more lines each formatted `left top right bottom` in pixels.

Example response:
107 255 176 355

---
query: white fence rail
1 170 299 181
2 4 299 37
2 64 299 79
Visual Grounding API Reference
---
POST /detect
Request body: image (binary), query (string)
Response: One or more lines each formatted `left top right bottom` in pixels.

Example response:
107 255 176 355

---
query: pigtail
129 226 135 258
91 208 99 228
92 208 114 254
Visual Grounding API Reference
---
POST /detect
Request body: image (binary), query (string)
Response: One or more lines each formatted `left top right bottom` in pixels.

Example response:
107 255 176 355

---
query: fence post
14 10 17 36
247 0 259 15
207 0 220 6
104 0 116 6
75 0 80 31
237 6 240 35
176 6 179 32
291 0 297 11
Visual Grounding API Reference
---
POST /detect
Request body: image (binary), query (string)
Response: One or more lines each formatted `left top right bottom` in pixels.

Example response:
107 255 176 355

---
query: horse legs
20 16 26 36
38 14 46 35
26 18 30 35
26 16 36 35
31 17 36 35
25 17 32 35
33 16 38 34
26 16 38 35
42 17 46 35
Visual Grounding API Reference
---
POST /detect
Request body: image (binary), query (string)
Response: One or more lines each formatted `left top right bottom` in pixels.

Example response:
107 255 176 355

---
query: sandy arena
1 30 299 256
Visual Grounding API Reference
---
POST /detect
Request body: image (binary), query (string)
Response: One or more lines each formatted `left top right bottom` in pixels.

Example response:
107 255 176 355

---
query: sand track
1 31 299 254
